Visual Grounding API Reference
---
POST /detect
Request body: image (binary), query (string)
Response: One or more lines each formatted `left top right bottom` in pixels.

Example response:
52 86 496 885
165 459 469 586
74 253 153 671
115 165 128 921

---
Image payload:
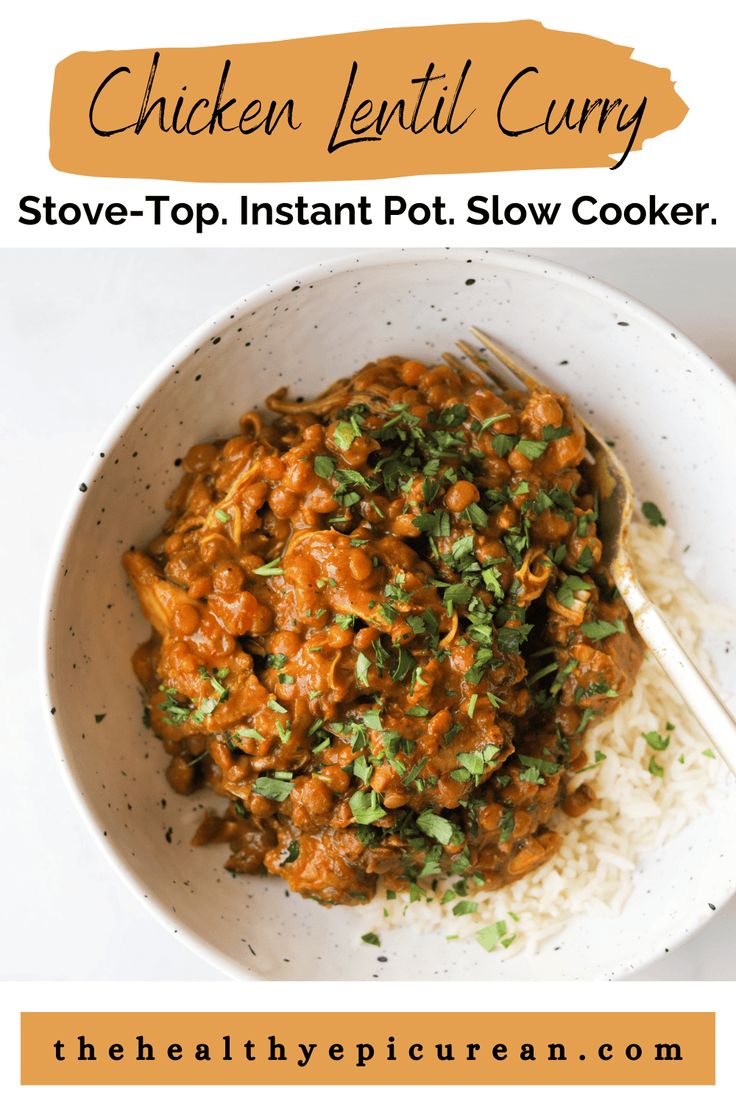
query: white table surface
1 247 733 982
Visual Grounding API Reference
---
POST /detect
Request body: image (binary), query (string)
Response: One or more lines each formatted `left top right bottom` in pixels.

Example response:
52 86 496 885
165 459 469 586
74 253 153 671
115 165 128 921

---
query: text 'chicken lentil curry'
124 354 642 907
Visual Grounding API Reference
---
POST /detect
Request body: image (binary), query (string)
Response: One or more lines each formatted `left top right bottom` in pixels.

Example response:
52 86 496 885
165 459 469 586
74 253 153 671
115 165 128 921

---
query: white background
0 245 733 984
1 1 736 1100
0 0 734 246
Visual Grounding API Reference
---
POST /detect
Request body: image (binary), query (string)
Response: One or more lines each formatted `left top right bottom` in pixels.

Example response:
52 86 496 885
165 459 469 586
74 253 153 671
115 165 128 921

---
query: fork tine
442 351 466 373
469 326 543 392
455 339 508 392
445 348 504 395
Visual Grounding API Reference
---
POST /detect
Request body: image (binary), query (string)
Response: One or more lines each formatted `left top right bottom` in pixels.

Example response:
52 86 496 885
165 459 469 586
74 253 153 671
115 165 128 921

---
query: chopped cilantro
253 557 283 576
574 749 607 773
313 455 336 479
499 808 515 842
233 726 262 742
452 900 478 916
416 810 455 845
518 754 561 776
491 433 518 458
252 777 294 801
353 756 373 784
476 920 508 952
280 840 300 865
515 438 548 460
575 545 594 573
463 501 489 528
497 623 533 654
641 730 670 751
349 789 386 825
333 420 360 451
444 582 473 609
642 501 666 527
356 653 371 687
412 510 451 538
556 574 595 609
541 424 572 441
582 618 625 640
575 707 598 734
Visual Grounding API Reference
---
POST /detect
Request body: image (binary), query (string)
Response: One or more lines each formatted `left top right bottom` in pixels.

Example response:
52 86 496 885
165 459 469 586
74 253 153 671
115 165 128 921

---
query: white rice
363 515 733 955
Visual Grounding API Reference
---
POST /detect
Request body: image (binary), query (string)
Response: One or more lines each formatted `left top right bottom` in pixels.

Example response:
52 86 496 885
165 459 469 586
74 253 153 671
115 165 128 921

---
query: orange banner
48 22 687 182
21 1011 713 1085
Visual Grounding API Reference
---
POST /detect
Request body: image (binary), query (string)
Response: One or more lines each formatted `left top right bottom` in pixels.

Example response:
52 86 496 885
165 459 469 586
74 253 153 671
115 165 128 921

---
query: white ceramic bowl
43 249 736 981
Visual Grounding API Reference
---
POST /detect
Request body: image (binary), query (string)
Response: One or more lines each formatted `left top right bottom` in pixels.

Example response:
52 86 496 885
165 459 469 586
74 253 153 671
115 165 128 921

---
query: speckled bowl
42 249 736 981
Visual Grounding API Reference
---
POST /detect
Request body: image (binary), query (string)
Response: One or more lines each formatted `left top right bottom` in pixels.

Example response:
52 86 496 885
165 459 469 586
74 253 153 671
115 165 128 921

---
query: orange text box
49 22 688 182
21 1011 714 1085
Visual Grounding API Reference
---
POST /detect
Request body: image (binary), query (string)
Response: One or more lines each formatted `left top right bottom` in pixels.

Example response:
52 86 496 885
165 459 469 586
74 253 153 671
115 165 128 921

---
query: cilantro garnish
574 749 607 773
476 920 508 952
353 756 373 784
252 777 294 801
451 745 499 784
349 789 385 825
515 438 548 460
517 754 561 776
355 653 371 687
463 502 489 528
556 575 595 609
452 899 478 916
497 623 533 654
475 413 511 433
491 433 517 458
641 729 670 751
575 545 594 573
541 424 572 441
313 455 336 479
499 808 515 842
280 840 300 865
253 557 283 576
642 501 666 527
581 618 625 640
412 510 451 538
416 809 456 845
333 419 361 451
575 707 598 734
233 726 262 743
443 582 473 610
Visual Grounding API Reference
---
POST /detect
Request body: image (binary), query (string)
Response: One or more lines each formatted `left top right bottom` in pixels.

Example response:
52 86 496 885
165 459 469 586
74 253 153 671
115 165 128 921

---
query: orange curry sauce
124 356 641 906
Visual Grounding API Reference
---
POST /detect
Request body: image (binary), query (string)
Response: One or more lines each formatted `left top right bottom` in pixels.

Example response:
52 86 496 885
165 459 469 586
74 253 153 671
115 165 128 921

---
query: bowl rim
40 246 736 982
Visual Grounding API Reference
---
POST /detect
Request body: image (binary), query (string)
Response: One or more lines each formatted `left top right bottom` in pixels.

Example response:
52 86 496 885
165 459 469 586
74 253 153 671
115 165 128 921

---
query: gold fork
447 327 736 775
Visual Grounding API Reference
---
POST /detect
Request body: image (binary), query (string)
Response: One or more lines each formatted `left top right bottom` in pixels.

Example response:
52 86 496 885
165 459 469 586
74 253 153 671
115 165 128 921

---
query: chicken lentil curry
124 354 642 906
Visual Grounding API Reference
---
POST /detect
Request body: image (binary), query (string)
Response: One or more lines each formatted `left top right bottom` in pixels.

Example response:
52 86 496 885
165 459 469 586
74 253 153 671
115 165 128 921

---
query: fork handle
619 573 736 776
